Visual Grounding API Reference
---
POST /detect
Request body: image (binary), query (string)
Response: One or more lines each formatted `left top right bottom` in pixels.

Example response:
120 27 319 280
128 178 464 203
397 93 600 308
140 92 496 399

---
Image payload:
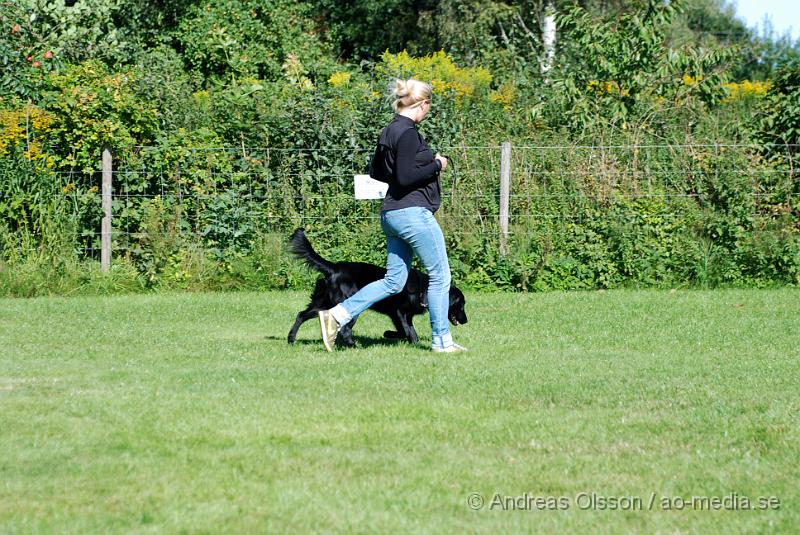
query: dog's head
448 286 468 326
412 273 467 325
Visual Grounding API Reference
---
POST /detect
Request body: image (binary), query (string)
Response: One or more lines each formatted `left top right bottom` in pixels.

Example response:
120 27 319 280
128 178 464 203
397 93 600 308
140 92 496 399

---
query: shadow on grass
264 335 421 350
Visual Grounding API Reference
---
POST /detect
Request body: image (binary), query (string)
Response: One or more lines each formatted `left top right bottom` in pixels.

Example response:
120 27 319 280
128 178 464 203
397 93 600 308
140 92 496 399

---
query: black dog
287 228 467 346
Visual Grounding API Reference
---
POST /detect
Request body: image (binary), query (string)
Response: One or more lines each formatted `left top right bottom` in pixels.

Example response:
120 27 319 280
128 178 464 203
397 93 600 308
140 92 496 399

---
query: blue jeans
330 207 453 349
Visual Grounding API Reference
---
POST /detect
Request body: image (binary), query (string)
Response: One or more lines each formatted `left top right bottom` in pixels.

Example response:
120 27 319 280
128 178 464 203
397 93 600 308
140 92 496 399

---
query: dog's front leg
338 318 358 347
387 311 418 344
384 312 408 341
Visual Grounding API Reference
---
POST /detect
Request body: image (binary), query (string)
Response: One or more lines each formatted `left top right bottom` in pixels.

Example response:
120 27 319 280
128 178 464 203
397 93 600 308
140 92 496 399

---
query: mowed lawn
1 289 798 533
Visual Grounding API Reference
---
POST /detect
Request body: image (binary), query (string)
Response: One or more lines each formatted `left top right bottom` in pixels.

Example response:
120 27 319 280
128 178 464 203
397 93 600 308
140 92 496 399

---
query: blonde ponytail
391 78 432 112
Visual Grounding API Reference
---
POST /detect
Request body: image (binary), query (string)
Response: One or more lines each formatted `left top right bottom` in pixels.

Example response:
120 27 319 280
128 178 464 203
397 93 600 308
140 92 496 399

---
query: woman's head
391 78 433 117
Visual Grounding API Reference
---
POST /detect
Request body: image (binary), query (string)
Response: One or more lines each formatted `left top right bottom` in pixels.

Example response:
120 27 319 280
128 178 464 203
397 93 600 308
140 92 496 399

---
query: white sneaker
432 343 468 353
318 310 340 352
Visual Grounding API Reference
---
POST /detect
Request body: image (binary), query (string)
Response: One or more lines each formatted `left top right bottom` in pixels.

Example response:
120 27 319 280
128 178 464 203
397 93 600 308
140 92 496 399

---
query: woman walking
319 78 466 353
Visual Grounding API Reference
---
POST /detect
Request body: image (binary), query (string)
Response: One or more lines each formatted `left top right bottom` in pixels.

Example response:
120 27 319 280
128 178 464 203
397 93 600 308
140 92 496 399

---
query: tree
549 0 735 132
540 0 556 76
312 0 437 60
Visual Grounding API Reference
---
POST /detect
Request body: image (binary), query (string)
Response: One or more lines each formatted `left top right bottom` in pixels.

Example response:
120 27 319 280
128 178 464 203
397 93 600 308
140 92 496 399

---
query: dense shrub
1 1 798 295
38 60 159 172
177 0 330 85
753 62 800 148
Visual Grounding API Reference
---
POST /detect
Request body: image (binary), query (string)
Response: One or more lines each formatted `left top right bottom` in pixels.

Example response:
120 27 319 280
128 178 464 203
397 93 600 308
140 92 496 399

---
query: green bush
753 62 800 147
177 0 329 85
41 60 159 172
2 14 799 296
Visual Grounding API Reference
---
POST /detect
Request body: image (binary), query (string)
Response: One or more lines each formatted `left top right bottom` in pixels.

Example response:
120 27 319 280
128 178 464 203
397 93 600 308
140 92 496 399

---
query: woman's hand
435 153 448 171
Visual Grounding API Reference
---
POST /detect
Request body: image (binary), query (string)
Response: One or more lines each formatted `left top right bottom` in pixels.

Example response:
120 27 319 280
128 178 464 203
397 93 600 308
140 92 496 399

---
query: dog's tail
288 228 336 276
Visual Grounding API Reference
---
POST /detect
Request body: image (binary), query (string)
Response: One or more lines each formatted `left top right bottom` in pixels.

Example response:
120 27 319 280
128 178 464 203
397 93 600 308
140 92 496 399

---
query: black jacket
375 115 442 213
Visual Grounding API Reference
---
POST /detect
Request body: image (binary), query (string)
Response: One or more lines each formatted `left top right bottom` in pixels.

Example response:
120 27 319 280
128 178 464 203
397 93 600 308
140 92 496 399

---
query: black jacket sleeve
393 128 440 188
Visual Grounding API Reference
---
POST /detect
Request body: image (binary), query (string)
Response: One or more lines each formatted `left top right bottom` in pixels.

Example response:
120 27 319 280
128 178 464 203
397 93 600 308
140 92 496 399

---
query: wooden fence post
499 141 511 255
101 148 112 273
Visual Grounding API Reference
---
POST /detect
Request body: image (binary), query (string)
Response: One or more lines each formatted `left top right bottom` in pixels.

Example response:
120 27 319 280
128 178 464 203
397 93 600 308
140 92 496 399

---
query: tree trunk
541 0 557 77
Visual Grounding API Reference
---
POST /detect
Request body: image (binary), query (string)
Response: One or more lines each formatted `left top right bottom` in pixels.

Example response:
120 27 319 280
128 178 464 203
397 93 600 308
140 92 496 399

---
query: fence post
101 148 112 273
499 141 511 255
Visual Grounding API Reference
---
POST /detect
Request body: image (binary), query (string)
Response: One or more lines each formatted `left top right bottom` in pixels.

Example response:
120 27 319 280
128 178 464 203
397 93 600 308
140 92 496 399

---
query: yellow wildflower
682 74 702 86
377 50 492 100
722 80 771 102
489 81 516 110
327 71 351 88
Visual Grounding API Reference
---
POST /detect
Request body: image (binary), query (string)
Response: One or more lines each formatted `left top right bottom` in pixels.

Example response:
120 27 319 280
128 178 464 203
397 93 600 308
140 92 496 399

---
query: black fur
287 228 467 346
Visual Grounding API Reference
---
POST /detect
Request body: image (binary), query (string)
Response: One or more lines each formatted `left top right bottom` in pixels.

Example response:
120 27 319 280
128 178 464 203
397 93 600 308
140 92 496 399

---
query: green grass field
1 289 798 533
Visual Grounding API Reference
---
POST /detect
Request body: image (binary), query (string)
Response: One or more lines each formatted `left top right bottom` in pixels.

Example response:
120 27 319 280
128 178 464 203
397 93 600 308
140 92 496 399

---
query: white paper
353 174 389 200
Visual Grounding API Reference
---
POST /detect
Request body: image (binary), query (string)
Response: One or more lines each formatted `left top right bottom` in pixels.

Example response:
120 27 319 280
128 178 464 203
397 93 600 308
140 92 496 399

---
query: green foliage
420 0 519 76
552 0 734 133
0 1 63 99
40 60 159 171
0 136 60 237
12 0 138 65
177 0 329 85
313 0 431 60
733 21 800 81
134 46 206 134
753 62 800 147
1 2 799 293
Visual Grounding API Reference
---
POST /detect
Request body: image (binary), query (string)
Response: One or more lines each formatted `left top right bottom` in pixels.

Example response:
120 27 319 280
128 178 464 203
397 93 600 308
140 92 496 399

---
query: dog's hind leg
288 308 320 344
401 313 419 344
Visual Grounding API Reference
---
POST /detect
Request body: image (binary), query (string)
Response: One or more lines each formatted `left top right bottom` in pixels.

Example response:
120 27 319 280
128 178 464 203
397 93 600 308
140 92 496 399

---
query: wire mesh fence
5 143 798 267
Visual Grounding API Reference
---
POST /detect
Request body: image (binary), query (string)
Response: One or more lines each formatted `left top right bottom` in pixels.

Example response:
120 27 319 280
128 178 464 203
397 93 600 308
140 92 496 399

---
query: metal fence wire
29 143 800 260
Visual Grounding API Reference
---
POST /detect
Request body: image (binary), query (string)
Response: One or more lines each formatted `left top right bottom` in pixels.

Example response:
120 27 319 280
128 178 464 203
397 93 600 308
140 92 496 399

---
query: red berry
11 24 20 34
33 61 41 67
27 55 32 61
44 50 53 59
